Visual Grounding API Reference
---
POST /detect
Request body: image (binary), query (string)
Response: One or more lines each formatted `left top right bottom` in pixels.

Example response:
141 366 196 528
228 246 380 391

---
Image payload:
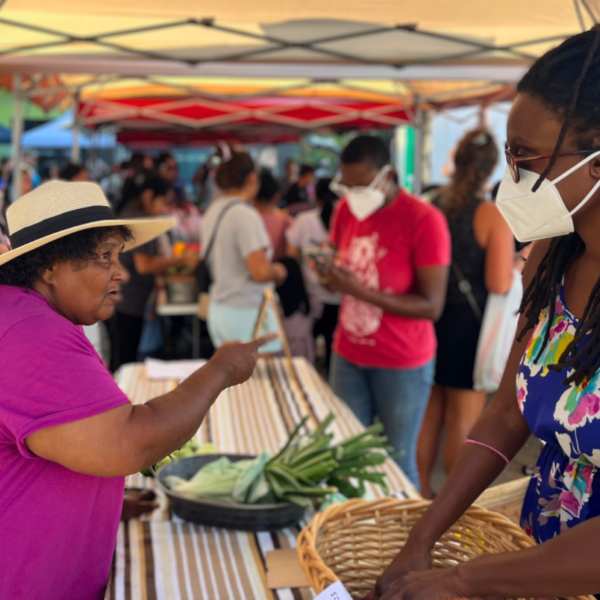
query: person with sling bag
417 130 515 499
200 147 287 353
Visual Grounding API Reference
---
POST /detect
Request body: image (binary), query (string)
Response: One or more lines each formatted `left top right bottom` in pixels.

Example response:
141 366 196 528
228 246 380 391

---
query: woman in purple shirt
0 180 273 600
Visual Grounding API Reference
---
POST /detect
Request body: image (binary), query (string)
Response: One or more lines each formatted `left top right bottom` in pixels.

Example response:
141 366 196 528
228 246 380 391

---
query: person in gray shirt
201 149 287 353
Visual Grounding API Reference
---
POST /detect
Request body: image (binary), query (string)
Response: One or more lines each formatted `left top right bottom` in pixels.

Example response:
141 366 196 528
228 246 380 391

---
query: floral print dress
519 282 600 542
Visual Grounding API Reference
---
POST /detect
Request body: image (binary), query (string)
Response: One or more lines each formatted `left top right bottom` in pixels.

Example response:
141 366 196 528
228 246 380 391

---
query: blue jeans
330 352 435 489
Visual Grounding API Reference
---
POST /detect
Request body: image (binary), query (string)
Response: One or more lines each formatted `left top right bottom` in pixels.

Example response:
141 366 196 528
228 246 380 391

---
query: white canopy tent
0 0 597 198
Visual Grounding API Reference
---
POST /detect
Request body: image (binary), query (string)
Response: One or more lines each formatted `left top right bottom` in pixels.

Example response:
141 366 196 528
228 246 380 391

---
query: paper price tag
314 581 354 600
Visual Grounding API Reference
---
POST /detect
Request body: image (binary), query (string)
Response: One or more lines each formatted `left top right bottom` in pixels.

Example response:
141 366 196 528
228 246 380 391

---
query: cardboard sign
265 549 310 589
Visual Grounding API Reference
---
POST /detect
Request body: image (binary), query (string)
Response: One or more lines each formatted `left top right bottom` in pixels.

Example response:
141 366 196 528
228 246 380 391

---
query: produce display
163 414 393 506
168 242 200 275
140 439 211 477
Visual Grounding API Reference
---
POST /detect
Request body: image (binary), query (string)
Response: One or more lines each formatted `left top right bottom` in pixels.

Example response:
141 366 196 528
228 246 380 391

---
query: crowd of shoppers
0 130 526 494
6 25 600 599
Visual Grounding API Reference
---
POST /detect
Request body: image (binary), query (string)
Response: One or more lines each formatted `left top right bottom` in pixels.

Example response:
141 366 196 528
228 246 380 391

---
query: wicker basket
297 497 592 600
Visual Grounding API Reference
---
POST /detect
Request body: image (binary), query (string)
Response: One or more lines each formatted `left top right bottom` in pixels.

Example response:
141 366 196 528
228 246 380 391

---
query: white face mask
496 150 600 243
330 165 392 221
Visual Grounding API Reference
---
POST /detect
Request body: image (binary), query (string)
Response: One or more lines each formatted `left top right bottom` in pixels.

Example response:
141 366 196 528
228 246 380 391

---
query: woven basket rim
296 497 594 600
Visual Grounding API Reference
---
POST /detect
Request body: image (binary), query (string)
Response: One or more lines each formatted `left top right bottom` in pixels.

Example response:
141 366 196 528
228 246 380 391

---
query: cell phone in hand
304 246 335 274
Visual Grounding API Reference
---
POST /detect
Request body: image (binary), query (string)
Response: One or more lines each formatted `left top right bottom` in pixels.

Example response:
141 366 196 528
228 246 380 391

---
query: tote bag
472 269 523 393
452 261 523 393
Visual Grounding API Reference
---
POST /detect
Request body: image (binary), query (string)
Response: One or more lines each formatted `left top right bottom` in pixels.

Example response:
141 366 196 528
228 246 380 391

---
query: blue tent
0 124 10 144
21 111 115 149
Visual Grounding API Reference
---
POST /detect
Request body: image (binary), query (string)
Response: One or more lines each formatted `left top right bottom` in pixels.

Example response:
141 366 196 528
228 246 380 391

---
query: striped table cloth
105 358 417 600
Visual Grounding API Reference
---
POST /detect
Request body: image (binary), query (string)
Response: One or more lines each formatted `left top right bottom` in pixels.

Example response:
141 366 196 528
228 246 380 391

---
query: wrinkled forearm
123 358 231 471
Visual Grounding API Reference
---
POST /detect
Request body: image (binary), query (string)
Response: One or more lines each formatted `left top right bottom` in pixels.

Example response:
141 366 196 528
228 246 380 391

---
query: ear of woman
244 170 260 200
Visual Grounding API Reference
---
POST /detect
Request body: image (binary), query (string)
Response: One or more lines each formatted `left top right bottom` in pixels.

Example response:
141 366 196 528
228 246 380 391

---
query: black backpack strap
451 259 483 322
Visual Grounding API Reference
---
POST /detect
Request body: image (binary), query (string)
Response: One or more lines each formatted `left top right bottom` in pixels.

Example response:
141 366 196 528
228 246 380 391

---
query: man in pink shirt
324 136 451 487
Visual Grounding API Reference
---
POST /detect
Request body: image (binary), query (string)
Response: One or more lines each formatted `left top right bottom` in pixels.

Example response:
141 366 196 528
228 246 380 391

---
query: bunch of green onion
263 413 393 506
162 414 393 507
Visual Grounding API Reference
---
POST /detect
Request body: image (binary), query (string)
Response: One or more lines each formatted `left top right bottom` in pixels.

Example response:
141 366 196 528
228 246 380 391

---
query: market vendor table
156 289 201 359
105 358 417 600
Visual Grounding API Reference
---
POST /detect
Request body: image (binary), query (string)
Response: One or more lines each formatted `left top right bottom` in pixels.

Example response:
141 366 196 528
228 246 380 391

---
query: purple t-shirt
0 286 131 600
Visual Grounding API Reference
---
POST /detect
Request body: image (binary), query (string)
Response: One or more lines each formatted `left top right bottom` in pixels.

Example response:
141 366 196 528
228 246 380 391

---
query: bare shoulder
474 201 510 246
474 200 502 223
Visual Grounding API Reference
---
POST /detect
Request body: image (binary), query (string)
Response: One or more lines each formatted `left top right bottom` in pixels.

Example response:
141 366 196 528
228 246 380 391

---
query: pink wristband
465 439 509 465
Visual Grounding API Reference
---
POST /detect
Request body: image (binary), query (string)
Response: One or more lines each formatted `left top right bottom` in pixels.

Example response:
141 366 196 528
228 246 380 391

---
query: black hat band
10 205 115 249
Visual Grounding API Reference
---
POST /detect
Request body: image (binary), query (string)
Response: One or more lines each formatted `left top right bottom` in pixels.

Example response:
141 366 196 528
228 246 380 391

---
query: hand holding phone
304 246 335 274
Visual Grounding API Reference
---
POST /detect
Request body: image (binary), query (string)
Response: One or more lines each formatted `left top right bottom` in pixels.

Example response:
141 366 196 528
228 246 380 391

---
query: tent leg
413 102 425 196
478 104 488 128
71 92 81 163
11 73 24 203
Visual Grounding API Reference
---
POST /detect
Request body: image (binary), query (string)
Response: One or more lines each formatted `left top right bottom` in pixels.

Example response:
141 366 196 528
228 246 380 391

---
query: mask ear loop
570 176 600 217
370 164 392 189
544 149 600 217
329 175 348 196
550 149 600 186
329 165 391 195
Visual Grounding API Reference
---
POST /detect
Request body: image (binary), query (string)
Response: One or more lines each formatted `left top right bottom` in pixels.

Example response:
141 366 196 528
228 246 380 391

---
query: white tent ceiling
1 0 597 194
0 1 597 81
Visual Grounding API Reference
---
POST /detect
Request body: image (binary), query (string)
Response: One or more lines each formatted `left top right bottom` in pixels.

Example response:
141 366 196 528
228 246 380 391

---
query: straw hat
0 180 176 267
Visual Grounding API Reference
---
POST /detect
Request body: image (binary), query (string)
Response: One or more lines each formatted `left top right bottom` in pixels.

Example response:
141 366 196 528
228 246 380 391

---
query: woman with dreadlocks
370 26 600 600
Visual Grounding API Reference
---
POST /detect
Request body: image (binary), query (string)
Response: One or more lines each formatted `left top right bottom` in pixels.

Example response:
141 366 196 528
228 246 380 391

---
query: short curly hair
0 226 134 289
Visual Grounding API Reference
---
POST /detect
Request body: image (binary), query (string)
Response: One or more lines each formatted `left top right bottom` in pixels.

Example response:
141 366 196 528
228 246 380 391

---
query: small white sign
315 581 354 600
144 358 207 381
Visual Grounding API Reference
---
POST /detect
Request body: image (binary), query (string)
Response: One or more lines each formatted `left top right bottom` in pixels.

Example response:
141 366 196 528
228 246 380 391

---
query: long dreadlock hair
517 26 600 387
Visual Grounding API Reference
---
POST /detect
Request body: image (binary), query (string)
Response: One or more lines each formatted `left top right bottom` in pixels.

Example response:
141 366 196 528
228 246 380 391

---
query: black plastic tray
156 454 306 532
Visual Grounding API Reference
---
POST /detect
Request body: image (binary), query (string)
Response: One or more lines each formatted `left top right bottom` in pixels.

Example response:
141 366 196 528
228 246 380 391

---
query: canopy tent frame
0 71 523 198
17 71 521 107
2 0 597 198
10 72 23 205
0 1 597 75
0 16 545 69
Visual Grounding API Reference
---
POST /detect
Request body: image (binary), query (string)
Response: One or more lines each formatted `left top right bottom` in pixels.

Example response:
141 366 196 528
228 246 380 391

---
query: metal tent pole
71 91 81 163
413 100 424 195
11 73 24 203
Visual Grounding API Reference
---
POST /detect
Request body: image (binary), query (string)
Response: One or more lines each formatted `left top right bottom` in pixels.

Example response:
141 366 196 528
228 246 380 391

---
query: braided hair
439 129 498 221
516 27 600 387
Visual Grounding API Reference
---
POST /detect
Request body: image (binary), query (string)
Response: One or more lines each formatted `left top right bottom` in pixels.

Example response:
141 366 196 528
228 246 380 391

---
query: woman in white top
201 149 287 353
286 178 341 372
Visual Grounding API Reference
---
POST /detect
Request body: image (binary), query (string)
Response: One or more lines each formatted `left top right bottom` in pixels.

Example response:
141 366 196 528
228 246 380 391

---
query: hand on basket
373 566 466 600
372 546 432 599
212 334 279 387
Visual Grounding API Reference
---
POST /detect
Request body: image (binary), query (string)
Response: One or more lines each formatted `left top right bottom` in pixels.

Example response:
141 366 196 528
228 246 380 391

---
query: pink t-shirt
0 286 131 600
330 190 451 369
260 212 294 261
